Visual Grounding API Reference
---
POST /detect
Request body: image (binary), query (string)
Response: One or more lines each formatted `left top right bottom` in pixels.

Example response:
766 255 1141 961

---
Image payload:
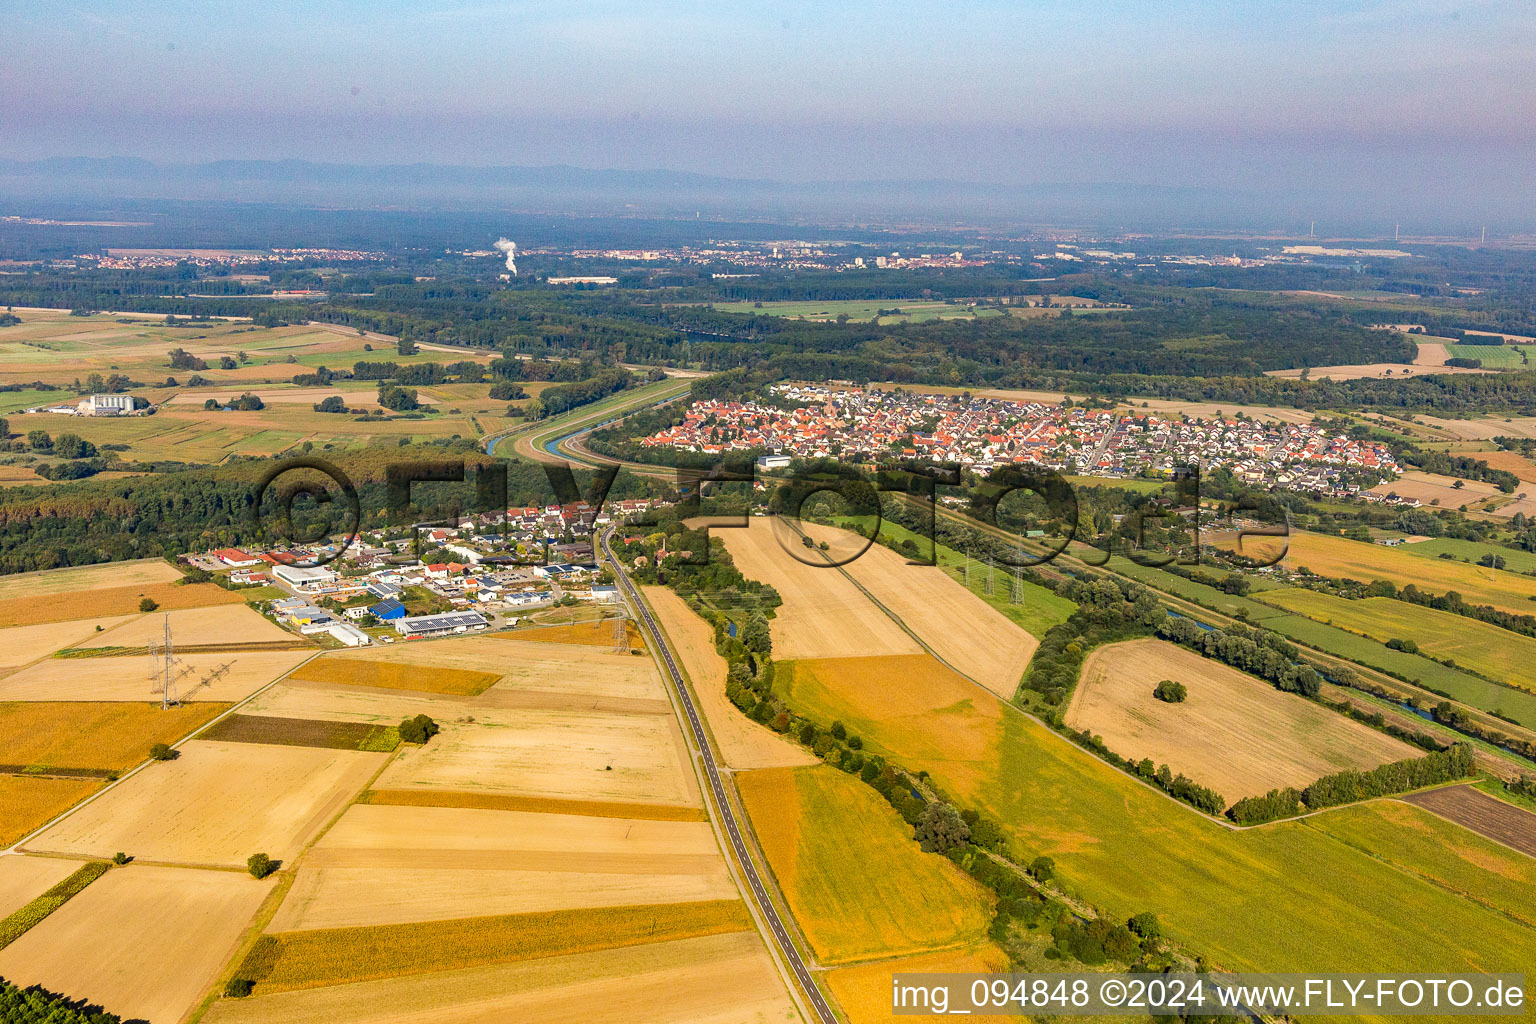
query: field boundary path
600 529 837 1024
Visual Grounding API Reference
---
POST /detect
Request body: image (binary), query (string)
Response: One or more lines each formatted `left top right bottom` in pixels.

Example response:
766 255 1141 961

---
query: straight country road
600 529 839 1024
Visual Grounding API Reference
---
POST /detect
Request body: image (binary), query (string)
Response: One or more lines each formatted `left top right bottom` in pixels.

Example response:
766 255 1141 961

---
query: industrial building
79 393 135 416
392 610 489 638
369 598 407 620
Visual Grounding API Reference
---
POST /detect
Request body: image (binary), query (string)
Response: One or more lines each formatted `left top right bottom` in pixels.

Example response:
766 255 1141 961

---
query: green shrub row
0 861 110 950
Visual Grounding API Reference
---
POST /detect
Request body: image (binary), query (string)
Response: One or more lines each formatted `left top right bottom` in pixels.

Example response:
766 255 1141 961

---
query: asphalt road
600 530 839 1024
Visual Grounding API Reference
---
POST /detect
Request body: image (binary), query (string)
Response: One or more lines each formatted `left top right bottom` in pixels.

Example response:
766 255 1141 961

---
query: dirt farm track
1402 785 1536 858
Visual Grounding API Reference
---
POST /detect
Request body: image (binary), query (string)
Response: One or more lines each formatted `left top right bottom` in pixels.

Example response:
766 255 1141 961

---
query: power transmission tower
612 613 629 653
983 557 995 596
146 614 184 709
1012 566 1024 604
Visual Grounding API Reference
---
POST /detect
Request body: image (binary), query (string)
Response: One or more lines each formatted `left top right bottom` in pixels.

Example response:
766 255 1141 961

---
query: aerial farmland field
0 308 485 387
0 863 275 1024
749 532 1536 977
201 931 797 1024
0 649 309 702
1217 529 1536 614
27 738 386 865
719 518 922 659
799 521 1038 698
1257 587 1536 693
0 579 245 628
78 602 296 648
737 764 993 964
373 704 699 807
266 803 736 930
1068 638 1415 802
0 557 181 599
708 297 1005 324
642 584 815 769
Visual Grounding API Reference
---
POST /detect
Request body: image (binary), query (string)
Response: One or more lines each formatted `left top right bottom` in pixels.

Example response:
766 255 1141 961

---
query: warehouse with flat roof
392 610 489 638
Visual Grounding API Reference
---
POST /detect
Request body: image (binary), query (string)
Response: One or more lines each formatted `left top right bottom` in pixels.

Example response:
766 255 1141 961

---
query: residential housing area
640 384 1401 496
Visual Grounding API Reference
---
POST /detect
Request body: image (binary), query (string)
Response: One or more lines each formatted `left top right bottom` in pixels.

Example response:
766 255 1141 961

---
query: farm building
369 598 407 620
392 611 489 638
79 393 136 415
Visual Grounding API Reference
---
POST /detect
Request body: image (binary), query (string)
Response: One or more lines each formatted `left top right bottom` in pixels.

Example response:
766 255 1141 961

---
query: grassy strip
233 899 750 993
1262 613 1536 728
287 658 500 695
357 788 707 821
0 861 110 950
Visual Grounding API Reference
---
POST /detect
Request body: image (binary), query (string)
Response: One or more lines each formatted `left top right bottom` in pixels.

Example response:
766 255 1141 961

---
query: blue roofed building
369 598 407 620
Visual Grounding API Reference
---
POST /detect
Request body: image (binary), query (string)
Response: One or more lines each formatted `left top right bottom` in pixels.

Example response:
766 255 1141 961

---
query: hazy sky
4 0 1534 218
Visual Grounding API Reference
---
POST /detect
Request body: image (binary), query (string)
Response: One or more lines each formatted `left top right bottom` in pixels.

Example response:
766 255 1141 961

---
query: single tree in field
398 714 440 744
139 597 159 612
246 853 276 879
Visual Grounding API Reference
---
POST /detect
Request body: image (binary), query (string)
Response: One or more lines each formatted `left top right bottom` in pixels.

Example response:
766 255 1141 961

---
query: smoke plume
493 238 517 275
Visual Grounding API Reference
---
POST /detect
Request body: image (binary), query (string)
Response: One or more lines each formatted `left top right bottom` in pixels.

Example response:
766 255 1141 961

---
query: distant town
640 384 1402 496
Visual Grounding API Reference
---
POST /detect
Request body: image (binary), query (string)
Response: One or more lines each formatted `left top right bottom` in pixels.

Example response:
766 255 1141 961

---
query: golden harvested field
0 558 181 600
1266 362 1488 380
0 855 81 919
1 701 230 770
240 900 751 993
202 931 795 1024
803 522 1038 697
737 765 993 965
287 656 501 695
0 580 244 628
1219 529 1536 615
268 804 735 930
643 585 816 770
828 944 1019 1024
80 603 295 648
360 788 708 822
719 518 922 659
0 650 308 702
1468 448 1536 482
241 680 475 723
1067 639 1415 803
0 615 138 667
1366 469 1506 511
783 654 1000 767
0 863 273 1024
1415 414 1536 441
372 705 700 808
486 638 665 701
499 619 645 648
28 739 386 866
0 776 102 847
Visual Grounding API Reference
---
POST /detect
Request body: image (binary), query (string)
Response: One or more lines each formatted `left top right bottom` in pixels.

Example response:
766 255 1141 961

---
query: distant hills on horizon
0 156 1515 238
